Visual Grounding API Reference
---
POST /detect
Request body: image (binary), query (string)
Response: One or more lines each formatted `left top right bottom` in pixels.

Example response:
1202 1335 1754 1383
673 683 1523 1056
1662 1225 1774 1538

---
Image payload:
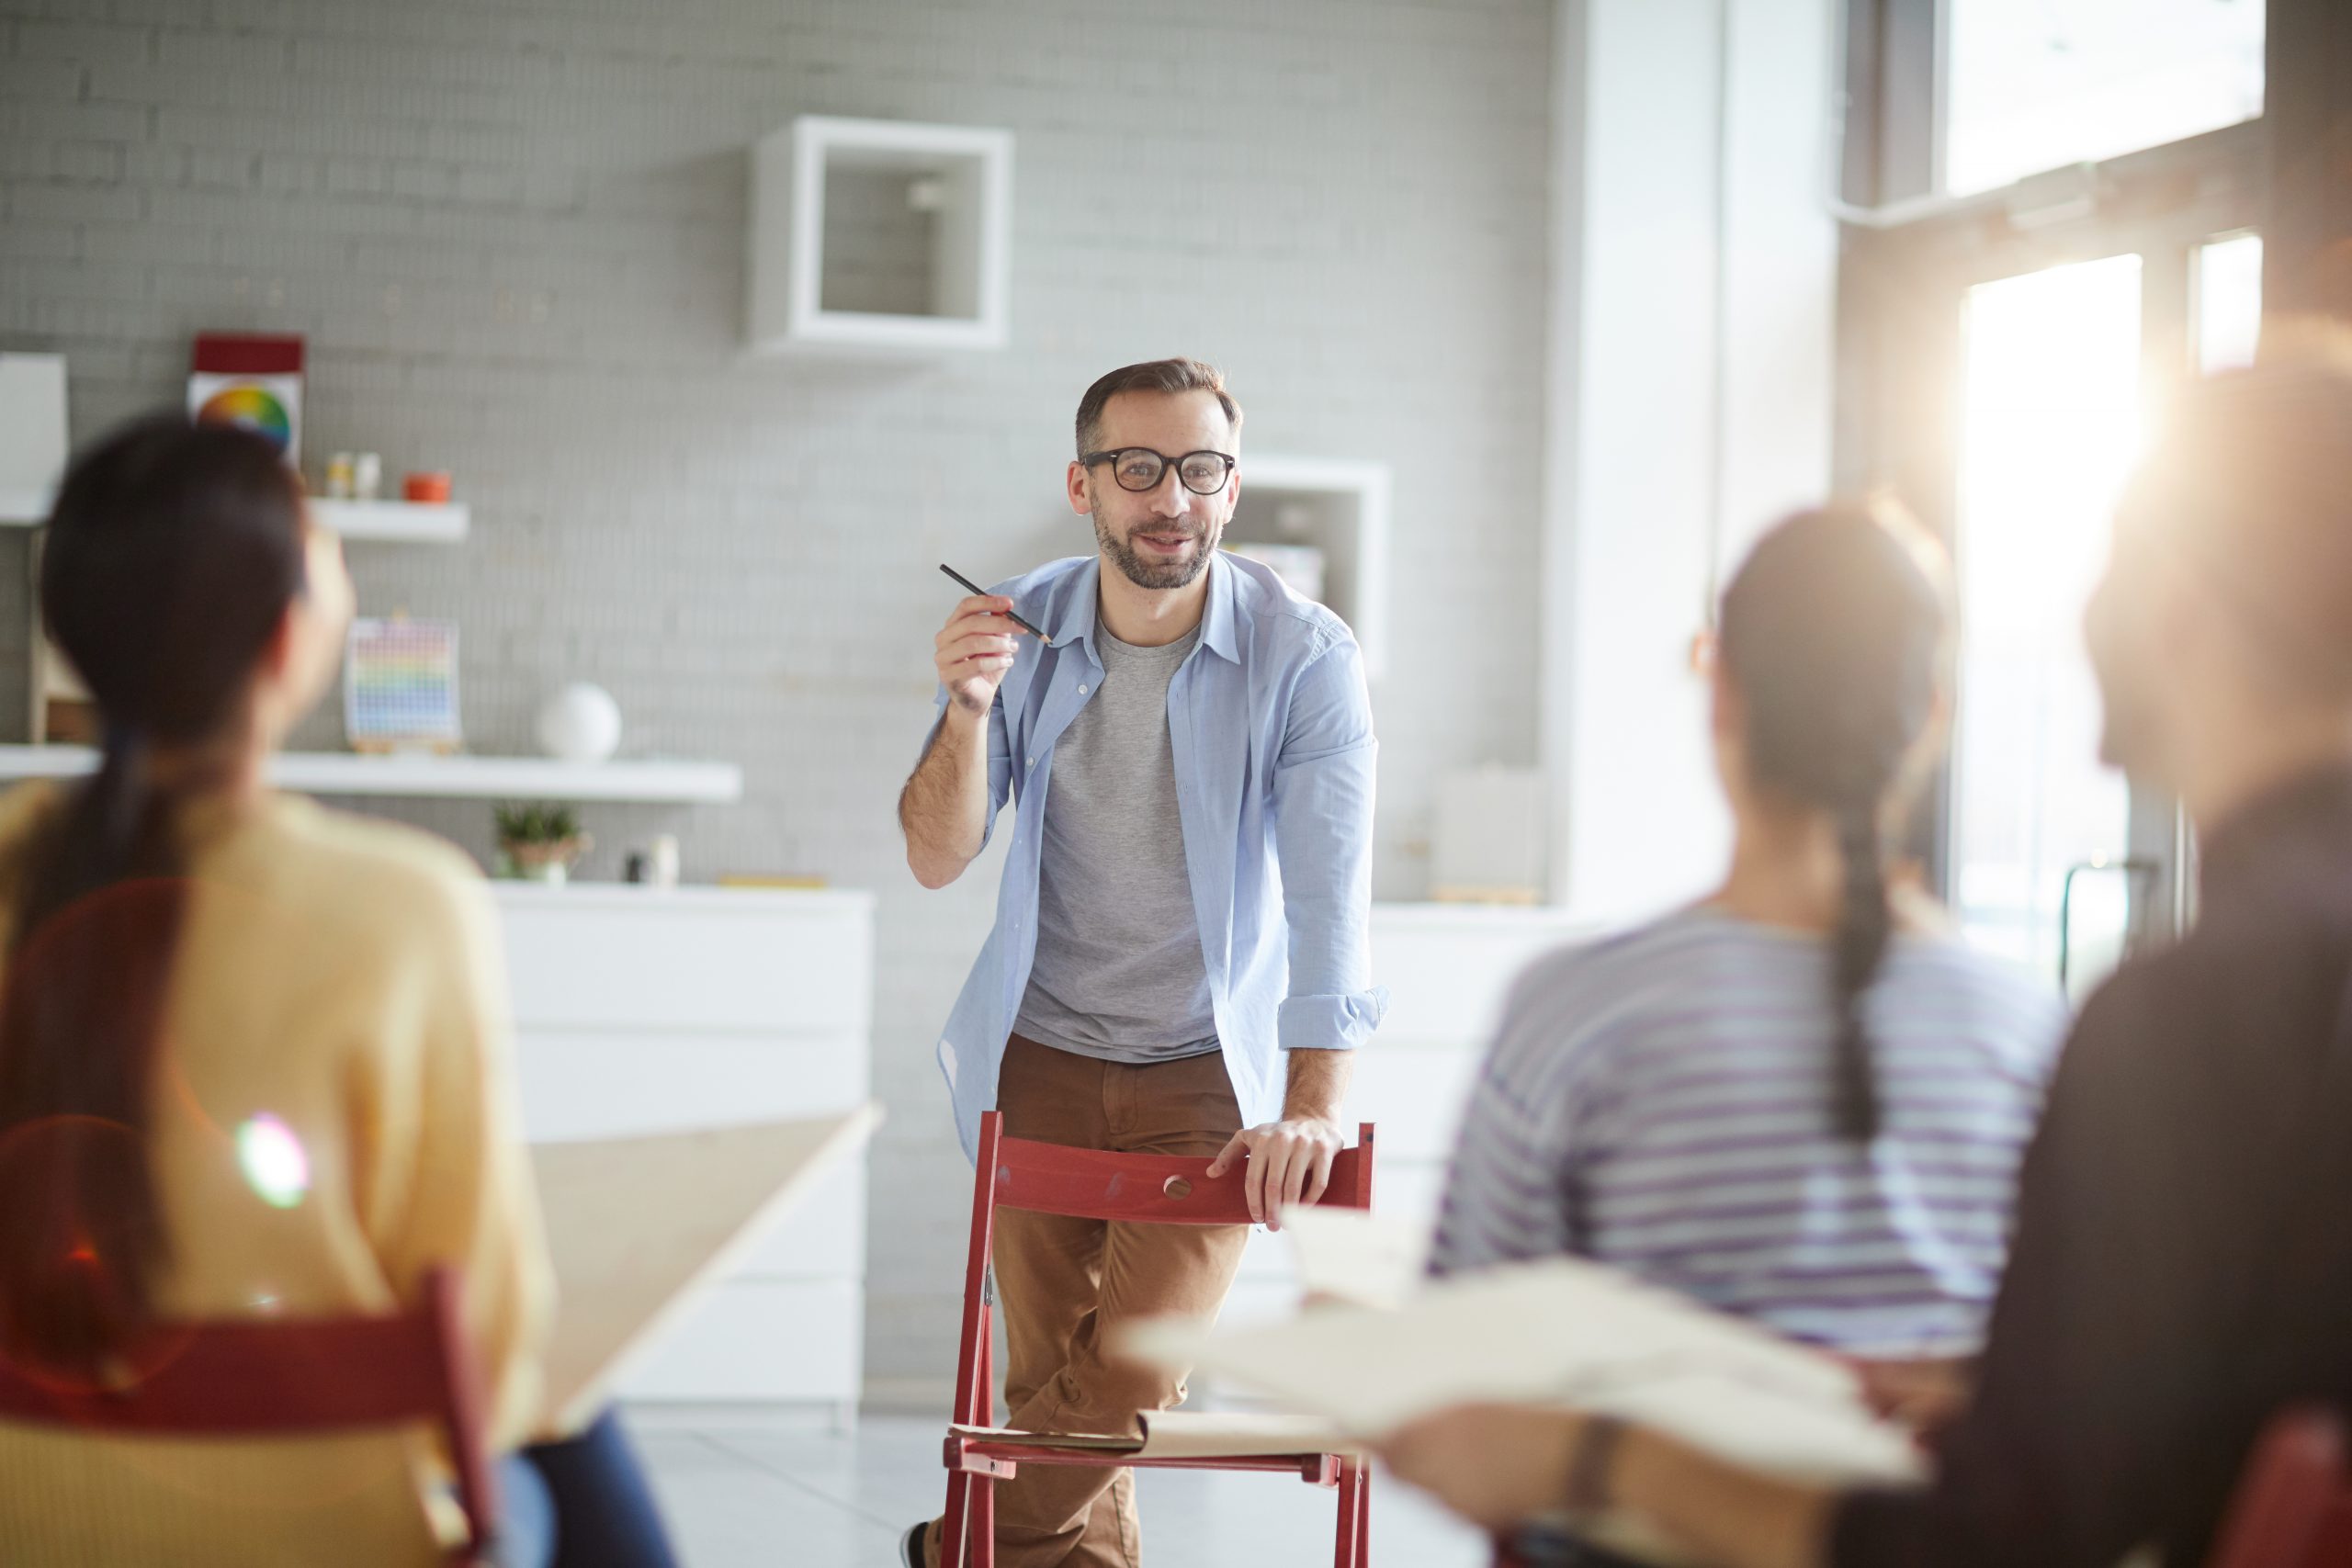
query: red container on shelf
402 471 453 504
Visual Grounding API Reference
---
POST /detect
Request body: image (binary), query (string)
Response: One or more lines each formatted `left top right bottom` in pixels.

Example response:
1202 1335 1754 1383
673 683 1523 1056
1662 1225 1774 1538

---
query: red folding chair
0 1266 498 1563
2207 1406 2352 1568
939 1110 1378 1568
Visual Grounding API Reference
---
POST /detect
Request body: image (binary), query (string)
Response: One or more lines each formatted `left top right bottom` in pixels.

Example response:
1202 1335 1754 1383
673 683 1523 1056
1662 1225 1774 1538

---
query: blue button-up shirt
923 550 1388 1162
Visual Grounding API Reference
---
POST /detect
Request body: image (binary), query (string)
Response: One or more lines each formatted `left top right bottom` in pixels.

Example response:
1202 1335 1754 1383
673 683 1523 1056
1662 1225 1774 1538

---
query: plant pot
499 835 590 884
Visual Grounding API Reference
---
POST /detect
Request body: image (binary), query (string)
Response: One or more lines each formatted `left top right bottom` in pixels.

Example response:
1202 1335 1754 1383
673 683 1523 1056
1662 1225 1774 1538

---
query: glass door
1937 234 2262 1000
1947 254 2145 998
1836 0 2287 998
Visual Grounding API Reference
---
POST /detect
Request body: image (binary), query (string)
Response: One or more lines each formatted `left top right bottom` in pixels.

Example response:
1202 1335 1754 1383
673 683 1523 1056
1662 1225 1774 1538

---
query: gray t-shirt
1014 618 1221 1064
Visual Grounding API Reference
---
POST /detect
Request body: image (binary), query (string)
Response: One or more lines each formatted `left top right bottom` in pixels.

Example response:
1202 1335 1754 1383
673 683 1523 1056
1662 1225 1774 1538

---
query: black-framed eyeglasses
1081 447 1237 495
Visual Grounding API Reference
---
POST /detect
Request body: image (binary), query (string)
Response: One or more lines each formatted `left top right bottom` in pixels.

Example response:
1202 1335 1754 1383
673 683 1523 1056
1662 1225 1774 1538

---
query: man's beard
1096 513 1216 591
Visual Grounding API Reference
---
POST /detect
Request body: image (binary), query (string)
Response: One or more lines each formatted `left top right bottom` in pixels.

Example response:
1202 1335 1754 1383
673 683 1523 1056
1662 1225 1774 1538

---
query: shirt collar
1049 557 1102 653
1053 551 1242 666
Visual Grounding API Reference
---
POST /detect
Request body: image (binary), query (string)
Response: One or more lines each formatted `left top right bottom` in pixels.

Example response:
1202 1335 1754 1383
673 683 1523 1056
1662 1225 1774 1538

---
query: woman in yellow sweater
0 415 675 1567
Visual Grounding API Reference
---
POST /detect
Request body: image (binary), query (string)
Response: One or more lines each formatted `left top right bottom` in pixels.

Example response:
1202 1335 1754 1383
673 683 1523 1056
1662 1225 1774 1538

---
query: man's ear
1700 637 1739 739
1066 460 1093 517
253 601 300 687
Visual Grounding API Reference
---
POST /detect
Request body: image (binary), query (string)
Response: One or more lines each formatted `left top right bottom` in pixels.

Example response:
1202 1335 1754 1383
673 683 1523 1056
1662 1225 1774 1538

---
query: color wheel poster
188 371 302 467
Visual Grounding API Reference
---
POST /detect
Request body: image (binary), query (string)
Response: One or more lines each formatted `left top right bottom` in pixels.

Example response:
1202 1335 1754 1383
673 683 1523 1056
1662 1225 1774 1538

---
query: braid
1716 503 1951 1152
1829 799 1891 1144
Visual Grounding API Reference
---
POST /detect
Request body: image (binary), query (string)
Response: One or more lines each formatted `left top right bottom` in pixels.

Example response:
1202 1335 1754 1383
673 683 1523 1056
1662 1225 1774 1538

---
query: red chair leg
941 1473 971 1568
972 1476 997 1568
1355 1464 1371 1566
1335 1459 1363 1568
976 1314 994 1427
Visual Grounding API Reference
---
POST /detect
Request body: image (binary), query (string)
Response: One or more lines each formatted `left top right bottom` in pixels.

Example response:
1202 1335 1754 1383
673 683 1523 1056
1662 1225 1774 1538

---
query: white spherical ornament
536 682 622 763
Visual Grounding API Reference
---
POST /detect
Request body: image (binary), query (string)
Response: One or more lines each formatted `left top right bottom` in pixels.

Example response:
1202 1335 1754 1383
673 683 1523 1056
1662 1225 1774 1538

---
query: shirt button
1025 754 1035 767
1079 684 1089 694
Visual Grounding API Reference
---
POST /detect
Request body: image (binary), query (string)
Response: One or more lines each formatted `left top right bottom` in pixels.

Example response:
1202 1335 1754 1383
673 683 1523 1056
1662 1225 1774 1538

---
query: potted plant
493 802 591 885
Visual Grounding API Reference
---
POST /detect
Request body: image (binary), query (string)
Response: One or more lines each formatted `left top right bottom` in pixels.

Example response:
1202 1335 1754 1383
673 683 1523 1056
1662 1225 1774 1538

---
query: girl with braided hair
1430 503 2065 1457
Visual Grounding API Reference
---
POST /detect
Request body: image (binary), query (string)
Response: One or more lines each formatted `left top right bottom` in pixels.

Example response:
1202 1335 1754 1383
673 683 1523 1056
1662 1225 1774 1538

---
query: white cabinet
1220 902 1595 1326
496 884 875 1415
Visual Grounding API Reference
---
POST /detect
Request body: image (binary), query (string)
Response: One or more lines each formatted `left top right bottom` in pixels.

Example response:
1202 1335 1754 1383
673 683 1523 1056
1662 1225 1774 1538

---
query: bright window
1949 254 2145 992
2197 232 2265 373
1944 0 2266 197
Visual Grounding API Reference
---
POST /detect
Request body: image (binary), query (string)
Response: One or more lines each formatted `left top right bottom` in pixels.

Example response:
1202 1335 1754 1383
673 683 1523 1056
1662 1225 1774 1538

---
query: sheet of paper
1136 1410 1359 1459
531 1104 882 1432
1274 1204 1430 1309
1118 1256 1923 1487
950 1425 1138 1453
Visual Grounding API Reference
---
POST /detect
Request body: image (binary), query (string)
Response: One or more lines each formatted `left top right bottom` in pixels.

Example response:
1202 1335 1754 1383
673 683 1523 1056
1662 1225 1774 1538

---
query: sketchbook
950 1408 1359 1460
1120 1208 1924 1489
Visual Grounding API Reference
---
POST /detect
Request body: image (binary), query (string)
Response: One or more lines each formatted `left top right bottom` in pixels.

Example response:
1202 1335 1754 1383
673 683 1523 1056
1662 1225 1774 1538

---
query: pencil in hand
938 564 1053 648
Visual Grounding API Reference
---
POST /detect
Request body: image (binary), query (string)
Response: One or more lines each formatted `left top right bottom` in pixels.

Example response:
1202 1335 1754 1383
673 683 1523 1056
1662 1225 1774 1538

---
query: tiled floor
628 1407 1489 1566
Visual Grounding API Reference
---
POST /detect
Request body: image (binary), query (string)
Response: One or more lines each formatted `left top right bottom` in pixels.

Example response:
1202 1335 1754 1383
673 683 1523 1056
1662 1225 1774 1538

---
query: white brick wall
0 0 1550 1396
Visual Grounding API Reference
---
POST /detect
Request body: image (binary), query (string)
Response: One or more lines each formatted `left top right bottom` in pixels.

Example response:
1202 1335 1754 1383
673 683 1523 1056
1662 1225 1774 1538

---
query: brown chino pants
922 1033 1250 1568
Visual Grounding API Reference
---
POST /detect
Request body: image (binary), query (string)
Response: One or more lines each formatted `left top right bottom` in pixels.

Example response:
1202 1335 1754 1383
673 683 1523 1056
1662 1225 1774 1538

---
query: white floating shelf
0 747 741 803
312 497 469 543
0 487 54 525
0 492 468 542
746 115 1013 355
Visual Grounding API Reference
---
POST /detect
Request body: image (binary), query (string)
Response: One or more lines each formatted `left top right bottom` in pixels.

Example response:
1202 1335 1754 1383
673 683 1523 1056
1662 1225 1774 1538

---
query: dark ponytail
1717 502 1950 1145
0 415 308 1371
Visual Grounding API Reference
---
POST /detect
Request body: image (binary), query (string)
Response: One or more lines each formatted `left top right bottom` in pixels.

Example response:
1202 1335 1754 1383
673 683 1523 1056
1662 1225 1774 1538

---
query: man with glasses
897 358 1385 1567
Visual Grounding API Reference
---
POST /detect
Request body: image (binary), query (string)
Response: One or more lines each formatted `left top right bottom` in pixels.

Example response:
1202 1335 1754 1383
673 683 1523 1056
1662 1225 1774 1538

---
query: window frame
1831 0 2276 967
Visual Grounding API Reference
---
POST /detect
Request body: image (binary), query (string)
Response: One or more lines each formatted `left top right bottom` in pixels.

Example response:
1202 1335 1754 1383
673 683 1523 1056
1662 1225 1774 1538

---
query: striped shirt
1430 907 2065 1356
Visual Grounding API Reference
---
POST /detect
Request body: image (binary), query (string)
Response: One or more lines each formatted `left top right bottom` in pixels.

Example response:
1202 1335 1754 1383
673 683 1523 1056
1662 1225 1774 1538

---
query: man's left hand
1205 1116 1343 1228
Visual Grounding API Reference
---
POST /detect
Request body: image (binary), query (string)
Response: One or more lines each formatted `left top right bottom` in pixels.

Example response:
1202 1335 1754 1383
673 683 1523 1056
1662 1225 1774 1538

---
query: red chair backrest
2207 1406 2352 1568
950 1111 1376 1429
991 1120 1377 1224
0 1267 497 1557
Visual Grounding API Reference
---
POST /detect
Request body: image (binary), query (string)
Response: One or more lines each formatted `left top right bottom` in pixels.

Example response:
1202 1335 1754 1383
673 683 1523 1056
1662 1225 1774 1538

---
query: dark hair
1716 502 1951 1144
0 414 308 1370
1074 358 1243 456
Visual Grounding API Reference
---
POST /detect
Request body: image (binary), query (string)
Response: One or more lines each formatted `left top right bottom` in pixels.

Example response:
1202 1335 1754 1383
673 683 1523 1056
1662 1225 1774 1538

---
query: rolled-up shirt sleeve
1270 635 1388 1051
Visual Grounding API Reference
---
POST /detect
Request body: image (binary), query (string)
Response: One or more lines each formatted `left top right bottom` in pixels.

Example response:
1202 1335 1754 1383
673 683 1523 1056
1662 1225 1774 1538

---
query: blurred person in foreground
1426 501 2064 1564
0 416 675 1568
1378 332 2352 1568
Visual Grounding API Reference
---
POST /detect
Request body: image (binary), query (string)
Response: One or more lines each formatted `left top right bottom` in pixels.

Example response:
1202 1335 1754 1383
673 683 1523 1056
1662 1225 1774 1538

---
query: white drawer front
1371 921 1585 1048
503 904 872 1033
738 1159 865 1282
618 1278 862 1403
517 1030 868 1143
1347 1043 1483 1163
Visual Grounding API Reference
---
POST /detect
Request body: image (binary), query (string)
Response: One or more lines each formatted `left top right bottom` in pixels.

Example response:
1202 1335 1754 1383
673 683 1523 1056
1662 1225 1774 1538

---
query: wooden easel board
530 1104 881 1432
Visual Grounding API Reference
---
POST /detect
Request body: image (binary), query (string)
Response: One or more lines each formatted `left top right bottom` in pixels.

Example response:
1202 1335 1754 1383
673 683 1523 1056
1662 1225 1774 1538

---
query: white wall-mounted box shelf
1225 455 1393 681
746 115 1013 355
311 497 469 543
0 354 66 525
0 746 742 804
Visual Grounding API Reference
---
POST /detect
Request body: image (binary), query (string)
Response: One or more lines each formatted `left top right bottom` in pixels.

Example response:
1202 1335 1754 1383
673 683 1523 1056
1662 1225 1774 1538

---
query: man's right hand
934 595 1031 716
